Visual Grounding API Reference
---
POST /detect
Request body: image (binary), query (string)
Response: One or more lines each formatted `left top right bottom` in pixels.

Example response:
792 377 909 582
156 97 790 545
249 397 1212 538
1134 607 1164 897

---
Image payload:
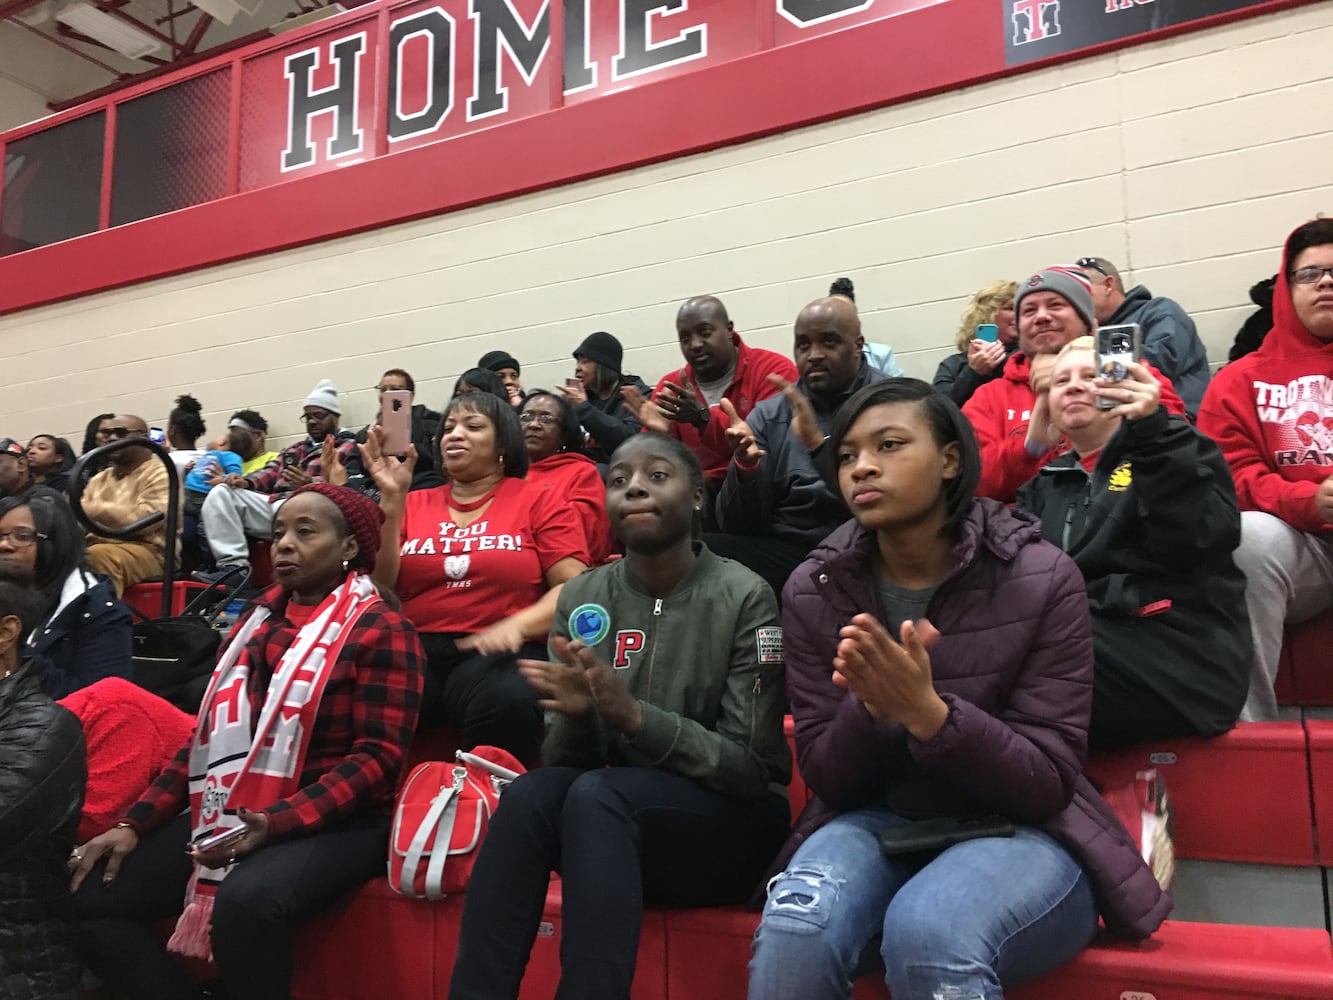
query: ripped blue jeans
748 806 1098 1000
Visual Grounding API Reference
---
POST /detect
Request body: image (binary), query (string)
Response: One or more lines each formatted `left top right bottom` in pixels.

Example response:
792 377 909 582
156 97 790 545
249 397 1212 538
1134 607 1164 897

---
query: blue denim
748 806 1098 1000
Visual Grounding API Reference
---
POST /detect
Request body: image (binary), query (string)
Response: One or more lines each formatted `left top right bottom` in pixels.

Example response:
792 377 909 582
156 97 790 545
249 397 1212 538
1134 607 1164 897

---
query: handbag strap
399 768 464 900
423 788 461 902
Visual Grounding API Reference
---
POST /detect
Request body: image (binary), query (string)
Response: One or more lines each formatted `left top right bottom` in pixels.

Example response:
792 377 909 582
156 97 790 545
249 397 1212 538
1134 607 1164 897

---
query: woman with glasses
0 486 132 698
520 390 615 565
363 392 589 764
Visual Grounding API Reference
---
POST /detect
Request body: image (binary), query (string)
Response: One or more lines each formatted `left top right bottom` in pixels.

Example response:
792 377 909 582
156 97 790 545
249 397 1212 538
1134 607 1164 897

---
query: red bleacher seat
1085 722 1315 866
1278 610 1333 706
122 579 207 619
665 906 1333 1000
1303 720 1333 864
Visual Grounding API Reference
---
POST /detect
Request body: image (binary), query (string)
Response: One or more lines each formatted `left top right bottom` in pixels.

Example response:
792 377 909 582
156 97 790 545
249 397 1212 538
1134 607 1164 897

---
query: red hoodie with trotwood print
1198 228 1333 535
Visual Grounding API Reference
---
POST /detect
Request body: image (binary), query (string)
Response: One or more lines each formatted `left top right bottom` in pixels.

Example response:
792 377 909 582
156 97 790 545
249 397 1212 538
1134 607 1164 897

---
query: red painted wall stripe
0 0 1313 316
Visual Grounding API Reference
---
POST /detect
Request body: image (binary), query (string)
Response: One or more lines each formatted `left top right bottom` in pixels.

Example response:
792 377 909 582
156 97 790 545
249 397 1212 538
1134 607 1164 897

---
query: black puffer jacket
0 663 87 1000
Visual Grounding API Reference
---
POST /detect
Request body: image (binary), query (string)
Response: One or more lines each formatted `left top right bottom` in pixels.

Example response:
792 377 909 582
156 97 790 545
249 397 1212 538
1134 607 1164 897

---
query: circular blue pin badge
569 603 610 645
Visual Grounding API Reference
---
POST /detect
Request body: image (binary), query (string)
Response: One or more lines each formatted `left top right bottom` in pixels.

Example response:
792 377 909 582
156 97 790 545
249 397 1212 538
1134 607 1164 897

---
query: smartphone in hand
1095 323 1143 410
193 825 248 853
974 323 999 343
379 389 413 455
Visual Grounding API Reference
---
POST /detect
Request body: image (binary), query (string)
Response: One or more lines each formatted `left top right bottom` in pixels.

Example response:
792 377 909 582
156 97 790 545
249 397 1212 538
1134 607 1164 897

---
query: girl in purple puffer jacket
748 379 1168 1000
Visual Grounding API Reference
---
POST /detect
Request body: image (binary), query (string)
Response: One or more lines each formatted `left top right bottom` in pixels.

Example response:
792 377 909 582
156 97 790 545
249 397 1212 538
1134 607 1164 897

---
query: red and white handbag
389 746 525 900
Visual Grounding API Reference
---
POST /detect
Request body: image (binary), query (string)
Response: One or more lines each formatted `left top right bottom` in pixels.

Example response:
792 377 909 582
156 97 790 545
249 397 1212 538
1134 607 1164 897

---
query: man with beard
625 295 796 523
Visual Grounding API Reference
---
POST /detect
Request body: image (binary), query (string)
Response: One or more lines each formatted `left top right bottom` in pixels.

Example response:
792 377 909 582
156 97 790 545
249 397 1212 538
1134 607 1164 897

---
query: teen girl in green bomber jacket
449 433 792 1000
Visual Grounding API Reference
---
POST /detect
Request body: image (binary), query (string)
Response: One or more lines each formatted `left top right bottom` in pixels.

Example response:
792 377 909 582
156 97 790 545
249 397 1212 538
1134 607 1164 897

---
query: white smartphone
1095 323 1143 411
379 389 413 455
193 825 247 853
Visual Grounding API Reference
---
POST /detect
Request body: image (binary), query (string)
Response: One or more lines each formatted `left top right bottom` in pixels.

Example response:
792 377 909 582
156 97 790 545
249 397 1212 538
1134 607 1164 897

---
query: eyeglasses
0 528 46 547
1290 266 1333 285
102 427 133 439
1075 257 1109 277
519 412 559 427
301 410 332 423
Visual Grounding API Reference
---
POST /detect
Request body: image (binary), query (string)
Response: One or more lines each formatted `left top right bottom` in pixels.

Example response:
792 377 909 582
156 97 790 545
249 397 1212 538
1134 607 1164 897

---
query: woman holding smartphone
747 379 1168 1000
363 391 589 764
449 434 790 1000
1015 338 1249 747
69 484 425 1000
932 280 1020 407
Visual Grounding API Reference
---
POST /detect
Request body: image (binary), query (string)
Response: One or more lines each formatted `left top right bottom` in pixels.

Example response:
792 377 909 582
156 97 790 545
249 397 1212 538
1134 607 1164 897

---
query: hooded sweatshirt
1198 229 1333 535
650 334 797 485
1106 286 1210 419
963 352 1186 503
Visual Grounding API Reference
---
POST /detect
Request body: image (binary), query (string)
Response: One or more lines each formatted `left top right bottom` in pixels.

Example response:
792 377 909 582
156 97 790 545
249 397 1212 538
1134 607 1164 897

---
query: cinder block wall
1 3 1329 448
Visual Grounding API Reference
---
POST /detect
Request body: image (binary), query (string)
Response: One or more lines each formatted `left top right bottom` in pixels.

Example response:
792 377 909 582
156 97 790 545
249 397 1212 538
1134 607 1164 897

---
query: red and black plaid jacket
124 586 425 839
244 431 359 495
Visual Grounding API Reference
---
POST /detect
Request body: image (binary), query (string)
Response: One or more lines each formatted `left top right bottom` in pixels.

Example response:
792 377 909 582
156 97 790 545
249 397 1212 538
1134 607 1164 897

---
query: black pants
448 766 790 1000
701 533 814 603
419 633 547 765
74 811 389 1000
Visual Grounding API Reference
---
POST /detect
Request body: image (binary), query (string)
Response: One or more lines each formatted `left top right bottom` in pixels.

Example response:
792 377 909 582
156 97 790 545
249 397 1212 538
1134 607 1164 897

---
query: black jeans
448 766 790 1000
74 811 390 1000
419 633 547 765
701 533 814 603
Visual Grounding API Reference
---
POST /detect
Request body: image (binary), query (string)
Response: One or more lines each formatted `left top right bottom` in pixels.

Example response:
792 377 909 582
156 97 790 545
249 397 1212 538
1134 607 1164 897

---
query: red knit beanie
291 483 384 569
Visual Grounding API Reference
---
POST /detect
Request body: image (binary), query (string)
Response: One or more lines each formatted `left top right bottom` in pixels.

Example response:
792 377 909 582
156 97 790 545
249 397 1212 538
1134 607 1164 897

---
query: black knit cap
478 350 520 375
572 331 623 375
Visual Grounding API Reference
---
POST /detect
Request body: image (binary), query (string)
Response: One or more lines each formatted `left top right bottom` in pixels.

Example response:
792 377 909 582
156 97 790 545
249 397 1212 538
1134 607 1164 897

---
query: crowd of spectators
2 226 1329 1000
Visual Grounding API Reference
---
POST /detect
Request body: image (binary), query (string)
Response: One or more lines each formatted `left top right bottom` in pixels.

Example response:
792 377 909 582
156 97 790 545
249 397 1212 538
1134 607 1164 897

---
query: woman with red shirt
366 392 589 762
520 390 615 565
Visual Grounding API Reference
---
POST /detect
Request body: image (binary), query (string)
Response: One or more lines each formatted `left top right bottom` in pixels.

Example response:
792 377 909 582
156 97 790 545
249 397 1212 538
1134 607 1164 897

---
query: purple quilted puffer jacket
776 498 1171 940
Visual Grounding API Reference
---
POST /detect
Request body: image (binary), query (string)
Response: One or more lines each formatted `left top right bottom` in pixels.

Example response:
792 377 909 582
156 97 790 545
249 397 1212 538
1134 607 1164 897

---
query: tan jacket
82 459 170 552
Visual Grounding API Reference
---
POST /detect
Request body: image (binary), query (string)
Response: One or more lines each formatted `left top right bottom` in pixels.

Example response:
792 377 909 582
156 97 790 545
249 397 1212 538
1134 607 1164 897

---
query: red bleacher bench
668 908 1333 1000
1085 722 1315 866
122 579 207 619
1303 720 1333 864
1277 609 1333 706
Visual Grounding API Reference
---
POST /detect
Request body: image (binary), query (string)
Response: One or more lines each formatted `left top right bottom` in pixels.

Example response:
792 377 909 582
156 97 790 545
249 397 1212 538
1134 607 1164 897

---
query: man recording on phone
193 380 357 586
962 267 1187 503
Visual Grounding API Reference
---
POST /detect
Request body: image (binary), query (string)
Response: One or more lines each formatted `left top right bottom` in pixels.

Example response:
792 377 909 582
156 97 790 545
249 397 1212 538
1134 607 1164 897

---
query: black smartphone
877 815 1015 857
282 452 300 469
1095 322 1143 411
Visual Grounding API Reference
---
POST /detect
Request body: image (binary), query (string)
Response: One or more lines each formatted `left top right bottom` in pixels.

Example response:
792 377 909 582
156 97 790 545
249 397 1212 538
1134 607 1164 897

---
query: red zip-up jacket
963 351 1186 502
1198 232 1333 535
650 334 797 484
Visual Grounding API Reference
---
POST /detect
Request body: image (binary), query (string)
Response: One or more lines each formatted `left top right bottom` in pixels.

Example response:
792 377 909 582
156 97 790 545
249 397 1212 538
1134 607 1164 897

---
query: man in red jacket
1198 218 1333 721
625 295 796 520
963 266 1186 501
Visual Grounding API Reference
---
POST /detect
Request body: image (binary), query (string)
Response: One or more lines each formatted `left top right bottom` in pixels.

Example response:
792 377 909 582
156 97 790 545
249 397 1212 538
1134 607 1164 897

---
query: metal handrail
67 437 181 619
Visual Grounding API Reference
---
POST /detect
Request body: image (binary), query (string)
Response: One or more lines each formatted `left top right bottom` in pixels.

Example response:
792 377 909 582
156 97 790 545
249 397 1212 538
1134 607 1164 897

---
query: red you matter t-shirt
397 478 588 634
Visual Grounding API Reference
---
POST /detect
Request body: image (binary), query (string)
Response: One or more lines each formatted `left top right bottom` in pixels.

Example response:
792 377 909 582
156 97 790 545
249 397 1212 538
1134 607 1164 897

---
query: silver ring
70 850 82 861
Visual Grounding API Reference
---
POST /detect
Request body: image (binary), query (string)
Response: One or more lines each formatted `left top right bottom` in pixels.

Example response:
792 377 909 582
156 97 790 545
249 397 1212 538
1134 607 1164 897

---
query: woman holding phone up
364 391 589 764
69 484 424 1000
747 379 1168 1000
449 434 790 1000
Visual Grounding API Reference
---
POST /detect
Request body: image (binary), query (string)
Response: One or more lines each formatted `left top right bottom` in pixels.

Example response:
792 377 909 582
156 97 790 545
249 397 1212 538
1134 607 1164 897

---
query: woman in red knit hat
68 484 425 1000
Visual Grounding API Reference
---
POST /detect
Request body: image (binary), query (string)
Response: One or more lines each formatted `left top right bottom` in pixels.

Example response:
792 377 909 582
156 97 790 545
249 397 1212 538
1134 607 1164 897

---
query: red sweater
963 351 1186 502
527 452 617 565
1198 240 1333 535
58 678 194 843
651 335 798 484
